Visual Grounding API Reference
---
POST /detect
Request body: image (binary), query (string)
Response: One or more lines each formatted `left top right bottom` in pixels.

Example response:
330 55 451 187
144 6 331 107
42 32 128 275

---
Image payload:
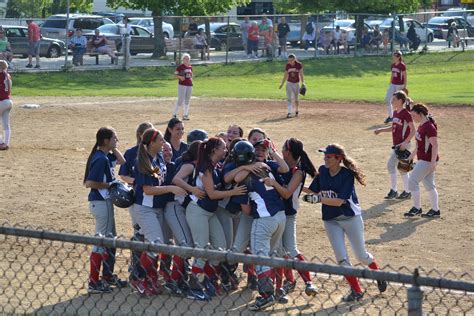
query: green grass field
14 51 474 105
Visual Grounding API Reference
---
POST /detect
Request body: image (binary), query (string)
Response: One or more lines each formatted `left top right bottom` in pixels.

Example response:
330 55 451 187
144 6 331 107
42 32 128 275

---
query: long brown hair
195 137 224 173
135 122 153 145
164 117 183 142
181 140 202 163
137 128 163 176
284 138 317 178
393 90 412 111
411 103 437 128
332 143 366 186
83 127 115 183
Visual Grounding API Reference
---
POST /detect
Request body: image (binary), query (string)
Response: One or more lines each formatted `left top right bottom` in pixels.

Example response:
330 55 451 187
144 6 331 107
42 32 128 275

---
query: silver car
128 17 174 39
4 25 66 58
41 14 114 40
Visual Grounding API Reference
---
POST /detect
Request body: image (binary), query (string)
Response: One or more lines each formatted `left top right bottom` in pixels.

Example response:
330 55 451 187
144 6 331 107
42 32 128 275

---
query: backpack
305 22 314 35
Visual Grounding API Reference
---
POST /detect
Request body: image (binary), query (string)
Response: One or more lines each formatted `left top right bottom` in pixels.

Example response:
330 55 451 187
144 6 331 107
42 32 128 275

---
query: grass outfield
14 51 474 105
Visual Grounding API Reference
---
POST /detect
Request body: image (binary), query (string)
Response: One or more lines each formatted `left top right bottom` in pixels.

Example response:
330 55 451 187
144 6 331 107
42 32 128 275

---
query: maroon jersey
390 62 406 85
286 61 302 83
0 72 11 101
415 120 438 162
391 108 412 145
175 64 193 86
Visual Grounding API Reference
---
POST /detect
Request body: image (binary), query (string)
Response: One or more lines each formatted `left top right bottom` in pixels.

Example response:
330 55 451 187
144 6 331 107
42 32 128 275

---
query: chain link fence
0 224 473 315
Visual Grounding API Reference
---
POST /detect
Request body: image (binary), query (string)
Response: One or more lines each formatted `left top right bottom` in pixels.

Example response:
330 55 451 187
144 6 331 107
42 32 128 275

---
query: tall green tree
6 0 92 18
107 0 249 58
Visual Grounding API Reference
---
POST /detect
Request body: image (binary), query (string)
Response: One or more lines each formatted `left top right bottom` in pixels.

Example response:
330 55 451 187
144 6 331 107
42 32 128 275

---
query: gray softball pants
286 82 299 113
186 201 226 268
164 201 194 247
133 204 165 257
174 85 192 116
89 200 116 254
282 214 300 258
385 83 404 117
231 212 254 253
324 215 374 267
216 206 240 249
408 160 436 192
0 99 12 146
251 211 286 275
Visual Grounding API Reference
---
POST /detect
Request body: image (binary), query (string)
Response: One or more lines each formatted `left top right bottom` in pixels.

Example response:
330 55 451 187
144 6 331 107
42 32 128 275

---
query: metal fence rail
0 225 473 315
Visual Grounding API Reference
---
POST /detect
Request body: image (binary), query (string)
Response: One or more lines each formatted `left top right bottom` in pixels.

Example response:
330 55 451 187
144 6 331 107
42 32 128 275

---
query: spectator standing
407 23 420 50
259 18 272 57
240 16 251 52
447 22 460 48
302 19 315 50
194 28 208 60
68 28 87 66
339 30 349 54
332 25 342 54
247 21 259 59
120 17 133 59
277 17 290 58
26 19 41 69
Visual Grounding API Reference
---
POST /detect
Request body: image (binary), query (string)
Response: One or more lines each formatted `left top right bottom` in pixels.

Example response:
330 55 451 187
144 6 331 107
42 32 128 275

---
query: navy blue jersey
134 154 168 208
281 169 306 216
87 150 115 201
308 166 362 221
218 161 242 214
190 166 222 213
118 145 138 178
174 161 195 207
235 170 285 219
156 162 177 208
172 142 189 163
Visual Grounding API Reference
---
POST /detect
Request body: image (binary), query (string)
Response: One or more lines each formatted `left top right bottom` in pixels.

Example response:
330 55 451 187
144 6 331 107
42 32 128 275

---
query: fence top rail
1 225 473 293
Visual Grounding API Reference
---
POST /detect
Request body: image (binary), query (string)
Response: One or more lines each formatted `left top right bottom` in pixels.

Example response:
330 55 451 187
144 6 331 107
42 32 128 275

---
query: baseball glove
393 145 411 161
397 159 415 173
299 84 307 96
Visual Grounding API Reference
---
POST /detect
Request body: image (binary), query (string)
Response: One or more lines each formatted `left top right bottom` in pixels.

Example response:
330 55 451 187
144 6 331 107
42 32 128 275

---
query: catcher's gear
187 129 208 144
299 84 307 96
231 140 255 166
302 193 321 204
397 159 415 173
393 145 411 161
110 181 135 208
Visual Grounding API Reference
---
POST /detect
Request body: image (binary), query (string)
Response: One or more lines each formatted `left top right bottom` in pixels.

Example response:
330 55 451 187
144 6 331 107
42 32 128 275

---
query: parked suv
41 14 114 39
128 17 174 39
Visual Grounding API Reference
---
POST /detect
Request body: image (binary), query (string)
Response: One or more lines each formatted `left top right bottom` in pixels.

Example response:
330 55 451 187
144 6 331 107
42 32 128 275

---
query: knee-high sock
401 173 409 192
428 189 439 211
412 190 421 209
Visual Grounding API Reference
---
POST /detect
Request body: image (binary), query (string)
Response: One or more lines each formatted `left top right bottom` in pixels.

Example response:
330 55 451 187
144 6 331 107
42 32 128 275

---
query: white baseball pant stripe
250 211 286 275
324 215 374 267
0 99 12 146
174 85 192 116
164 201 194 247
286 82 299 113
89 200 116 254
384 83 405 118
133 204 165 257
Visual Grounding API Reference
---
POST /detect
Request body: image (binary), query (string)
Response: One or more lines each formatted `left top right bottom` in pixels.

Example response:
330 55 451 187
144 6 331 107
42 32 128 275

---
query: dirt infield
0 97 473 313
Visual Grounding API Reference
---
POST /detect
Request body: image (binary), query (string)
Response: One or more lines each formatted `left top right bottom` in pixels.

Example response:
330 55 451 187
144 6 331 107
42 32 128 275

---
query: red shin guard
295 254 311 283
171 256 185 281
344 275 363 294
368 261 380 270
89 252 102 283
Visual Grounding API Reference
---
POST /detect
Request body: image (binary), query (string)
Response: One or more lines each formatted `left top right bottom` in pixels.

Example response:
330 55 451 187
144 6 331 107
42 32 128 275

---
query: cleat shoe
88 280 112 294
397 191 412 199
384 189 398 200
34 64 41 69
305 282 319 296
342 290 364 302
384 117 393 124
164 281 184 297
377 280 388 293
249 295 276 311
103 274 128 288
186 288 211 301
247 274 258 291
147 278 164 295
421 209 440 218
282 280 296 294
286 113 293 118
275 288 289 304
202 276 218 297
182 115 190 121
404 207 422 217
130 279 146 295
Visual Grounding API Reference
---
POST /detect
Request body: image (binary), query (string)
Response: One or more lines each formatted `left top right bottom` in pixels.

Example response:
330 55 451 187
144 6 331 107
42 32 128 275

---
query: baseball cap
254 139 270 149
318 144 343 156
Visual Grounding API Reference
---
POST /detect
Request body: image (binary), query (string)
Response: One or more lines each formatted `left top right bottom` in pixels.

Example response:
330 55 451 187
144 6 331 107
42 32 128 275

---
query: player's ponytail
284 138 317 178
195 137 222 174
137 128 162 176
135 122 153 145
181 140 202 163
412 103 437 129
330 143 366 186
83 127 115 184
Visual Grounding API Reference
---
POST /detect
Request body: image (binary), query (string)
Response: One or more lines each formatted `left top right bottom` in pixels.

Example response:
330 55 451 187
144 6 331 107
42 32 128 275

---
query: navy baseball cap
318 144 343 156
254 139 269 149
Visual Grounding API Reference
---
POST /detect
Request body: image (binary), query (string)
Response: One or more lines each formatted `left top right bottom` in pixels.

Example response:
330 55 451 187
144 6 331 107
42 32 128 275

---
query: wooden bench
165 37 210 60
86 41 120 65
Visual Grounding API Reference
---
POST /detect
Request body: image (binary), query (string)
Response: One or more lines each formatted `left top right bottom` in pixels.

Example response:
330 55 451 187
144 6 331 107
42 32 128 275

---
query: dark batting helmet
187 129 208 144
110 182 135 208
231 140 255 166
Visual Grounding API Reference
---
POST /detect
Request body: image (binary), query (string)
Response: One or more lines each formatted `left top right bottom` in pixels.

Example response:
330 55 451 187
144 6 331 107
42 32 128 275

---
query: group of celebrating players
82 50 440 311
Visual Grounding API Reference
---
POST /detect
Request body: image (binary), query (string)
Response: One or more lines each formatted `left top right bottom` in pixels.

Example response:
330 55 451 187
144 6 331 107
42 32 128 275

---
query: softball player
0 60 12 151
164 117 189 163
248 128 267 145
226 124 244 147
384 50 407 124
132 128 187 296
173 53 193 120
83 127 126 294
185 137 246 299
279 54 304 118
262 138 318 297
374 90 415 200
404 103 440 218
118 122 153 289
304 144 387 302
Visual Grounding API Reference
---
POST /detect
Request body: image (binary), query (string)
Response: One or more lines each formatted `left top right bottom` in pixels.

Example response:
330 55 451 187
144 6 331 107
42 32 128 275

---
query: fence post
407 268 423 316
122 35 130 71
225 15 230 64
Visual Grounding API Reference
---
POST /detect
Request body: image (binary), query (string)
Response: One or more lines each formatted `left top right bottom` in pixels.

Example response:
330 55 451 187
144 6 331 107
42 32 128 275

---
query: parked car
322 20 373 43
286 22 301 47
442 8 474 25
3 25 66 58
83 24 155 55
41 14 114 39
92 12 125 23
426 16 474 39
194 23 243 51
379 18 434 42
127 17 174 39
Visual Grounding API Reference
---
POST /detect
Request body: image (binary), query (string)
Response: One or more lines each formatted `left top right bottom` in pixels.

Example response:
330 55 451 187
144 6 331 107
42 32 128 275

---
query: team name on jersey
321 190 338 199
415 131 422 141
392 117 403 125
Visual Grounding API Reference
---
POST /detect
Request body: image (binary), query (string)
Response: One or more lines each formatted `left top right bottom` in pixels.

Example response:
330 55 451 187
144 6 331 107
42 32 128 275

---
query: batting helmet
187 129 208 144
110 182 135 208
232 140 255 166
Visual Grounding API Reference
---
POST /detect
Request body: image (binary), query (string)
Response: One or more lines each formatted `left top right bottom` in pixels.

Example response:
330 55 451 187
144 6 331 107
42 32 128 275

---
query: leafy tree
6 0 92 18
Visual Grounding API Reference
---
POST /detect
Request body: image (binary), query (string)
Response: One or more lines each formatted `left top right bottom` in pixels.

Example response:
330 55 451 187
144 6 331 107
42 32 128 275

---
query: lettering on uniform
321 190 338 199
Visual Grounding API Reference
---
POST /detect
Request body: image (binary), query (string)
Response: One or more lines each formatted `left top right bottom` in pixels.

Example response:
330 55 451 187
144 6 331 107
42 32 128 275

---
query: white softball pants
324 215 374 267
286 82 299 113
282 214 300 258
0 99 12 146
384 83 404 118
174 85 192 116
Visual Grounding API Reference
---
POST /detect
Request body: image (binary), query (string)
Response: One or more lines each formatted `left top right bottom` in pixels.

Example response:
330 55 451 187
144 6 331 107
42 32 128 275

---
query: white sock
287 103 292 113
4 128 10 146
412 190 421 209
184 104 189 116
428 189 439 211
387 104 393 118
389 173 397 191
401 173 409 192
173 103 180 116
